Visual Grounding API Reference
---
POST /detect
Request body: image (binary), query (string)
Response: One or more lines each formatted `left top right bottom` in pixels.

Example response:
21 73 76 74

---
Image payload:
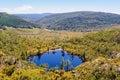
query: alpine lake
27 49 83 71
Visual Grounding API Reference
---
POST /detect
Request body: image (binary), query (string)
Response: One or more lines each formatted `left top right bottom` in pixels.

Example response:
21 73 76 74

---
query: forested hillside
1 11 120 31
0 12 36 28
37 11 120 31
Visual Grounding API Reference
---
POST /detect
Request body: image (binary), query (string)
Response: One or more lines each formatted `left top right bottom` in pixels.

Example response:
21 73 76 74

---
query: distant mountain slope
1 11 120 30
0 12 36 28
36 11 120 31
14 13 53 22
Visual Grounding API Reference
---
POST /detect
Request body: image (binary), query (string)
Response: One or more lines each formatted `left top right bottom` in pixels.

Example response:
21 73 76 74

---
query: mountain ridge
1 11 120 31
36 11 120 31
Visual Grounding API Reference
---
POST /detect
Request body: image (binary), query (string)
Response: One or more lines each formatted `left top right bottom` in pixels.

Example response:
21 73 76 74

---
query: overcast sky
0 0 120 14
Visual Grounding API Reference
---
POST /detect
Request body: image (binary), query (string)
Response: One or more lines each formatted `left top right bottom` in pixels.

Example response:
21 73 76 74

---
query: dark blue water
28 50 83 71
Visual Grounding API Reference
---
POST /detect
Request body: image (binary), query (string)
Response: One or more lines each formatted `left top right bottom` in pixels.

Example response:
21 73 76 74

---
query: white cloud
14 5 33 12
0 5 33 14
0 8 11 13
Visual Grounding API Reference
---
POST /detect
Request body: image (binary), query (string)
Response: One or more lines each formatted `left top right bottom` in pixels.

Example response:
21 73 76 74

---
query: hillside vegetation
0 28 120 80
0 12 36 28
1 11 120 31
37 11 120 31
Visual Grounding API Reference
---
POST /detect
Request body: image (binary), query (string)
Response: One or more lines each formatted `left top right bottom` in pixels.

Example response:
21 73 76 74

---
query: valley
0 27 120 80
0 10 120 80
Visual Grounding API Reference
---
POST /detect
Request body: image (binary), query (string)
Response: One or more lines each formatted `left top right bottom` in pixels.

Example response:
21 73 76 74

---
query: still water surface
28 50 83 70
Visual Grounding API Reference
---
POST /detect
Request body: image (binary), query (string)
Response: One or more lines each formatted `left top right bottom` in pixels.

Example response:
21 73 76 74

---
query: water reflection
28 50 83 71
